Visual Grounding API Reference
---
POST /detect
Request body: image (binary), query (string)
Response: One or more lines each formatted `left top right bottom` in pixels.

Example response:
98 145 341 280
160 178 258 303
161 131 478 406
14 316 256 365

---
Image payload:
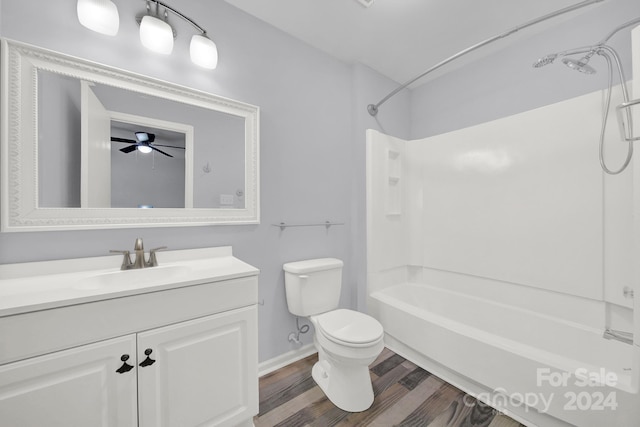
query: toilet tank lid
283 258 343 274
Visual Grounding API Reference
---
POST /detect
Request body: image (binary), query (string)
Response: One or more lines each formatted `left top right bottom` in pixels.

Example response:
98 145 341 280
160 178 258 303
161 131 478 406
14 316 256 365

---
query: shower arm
554 45 598 58
366 0 606 116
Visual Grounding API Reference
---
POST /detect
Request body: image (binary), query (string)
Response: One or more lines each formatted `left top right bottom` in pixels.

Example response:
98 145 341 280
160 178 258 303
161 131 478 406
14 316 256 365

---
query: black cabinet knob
116 354 134 374
139 348 156 367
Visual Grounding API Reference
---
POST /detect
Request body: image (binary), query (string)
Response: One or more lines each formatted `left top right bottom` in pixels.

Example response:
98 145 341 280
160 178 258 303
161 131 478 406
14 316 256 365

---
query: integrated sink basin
73 264 191 290
0 246 260 317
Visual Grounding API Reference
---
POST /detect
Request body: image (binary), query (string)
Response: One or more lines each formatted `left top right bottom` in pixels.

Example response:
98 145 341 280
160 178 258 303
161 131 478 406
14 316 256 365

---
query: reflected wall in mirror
109 120 188 209
1 39 259 231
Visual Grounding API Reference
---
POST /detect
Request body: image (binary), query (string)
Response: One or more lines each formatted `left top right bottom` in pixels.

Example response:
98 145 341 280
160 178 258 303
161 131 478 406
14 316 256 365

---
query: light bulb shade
77 0 119 36
139 15 174 54
190 34 218 69
137 145 153 154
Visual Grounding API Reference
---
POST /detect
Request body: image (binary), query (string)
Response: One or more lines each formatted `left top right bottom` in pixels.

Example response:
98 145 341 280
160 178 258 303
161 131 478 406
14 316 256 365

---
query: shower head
532 53 557 68
562 55 596 74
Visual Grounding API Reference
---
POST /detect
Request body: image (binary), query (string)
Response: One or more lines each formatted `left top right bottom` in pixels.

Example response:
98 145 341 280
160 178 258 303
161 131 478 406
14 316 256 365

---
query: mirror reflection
110 124 186 209
37 70 246 210
2 40 259 231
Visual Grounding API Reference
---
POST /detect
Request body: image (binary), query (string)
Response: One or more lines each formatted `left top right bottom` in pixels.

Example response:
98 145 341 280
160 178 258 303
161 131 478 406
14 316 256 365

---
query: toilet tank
283 258 344 316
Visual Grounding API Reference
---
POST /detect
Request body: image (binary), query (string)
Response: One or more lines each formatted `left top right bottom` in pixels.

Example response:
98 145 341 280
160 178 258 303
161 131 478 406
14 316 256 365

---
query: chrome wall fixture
366 0 605 117
76 0 218 69
533 17 640 174
272 221 346 231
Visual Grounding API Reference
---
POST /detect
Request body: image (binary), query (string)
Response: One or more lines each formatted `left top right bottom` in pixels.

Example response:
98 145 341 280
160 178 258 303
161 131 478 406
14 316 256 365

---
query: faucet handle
110 250 133 270
147 246 168 267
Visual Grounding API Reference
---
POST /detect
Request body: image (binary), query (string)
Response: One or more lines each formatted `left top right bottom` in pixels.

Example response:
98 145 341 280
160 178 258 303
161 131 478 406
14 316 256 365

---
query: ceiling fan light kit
137 144 154 154
111 131 185 158
135 132 153 142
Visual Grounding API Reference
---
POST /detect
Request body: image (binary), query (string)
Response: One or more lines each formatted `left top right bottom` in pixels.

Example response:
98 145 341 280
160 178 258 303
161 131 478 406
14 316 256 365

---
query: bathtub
369 283 640 427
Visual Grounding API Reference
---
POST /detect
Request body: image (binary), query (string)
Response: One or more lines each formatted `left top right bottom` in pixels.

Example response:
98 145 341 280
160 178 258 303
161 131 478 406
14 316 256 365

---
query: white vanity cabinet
137 306 257 427
0 335 138 426
0 306 257 427
0 247 259 427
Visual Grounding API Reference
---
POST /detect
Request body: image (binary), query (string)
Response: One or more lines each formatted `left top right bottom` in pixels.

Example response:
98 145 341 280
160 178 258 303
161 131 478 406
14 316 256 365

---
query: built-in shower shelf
386 149 401 215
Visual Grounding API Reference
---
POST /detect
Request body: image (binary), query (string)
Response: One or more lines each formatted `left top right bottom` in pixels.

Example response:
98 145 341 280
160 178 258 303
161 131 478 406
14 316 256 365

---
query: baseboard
258 344 317 377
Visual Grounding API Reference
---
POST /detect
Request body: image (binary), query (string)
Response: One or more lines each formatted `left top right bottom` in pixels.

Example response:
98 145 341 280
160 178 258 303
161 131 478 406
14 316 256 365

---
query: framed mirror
1 39 259 232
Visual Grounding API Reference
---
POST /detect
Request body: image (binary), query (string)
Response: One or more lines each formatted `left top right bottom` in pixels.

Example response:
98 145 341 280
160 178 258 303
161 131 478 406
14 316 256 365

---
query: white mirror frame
1 39 260 232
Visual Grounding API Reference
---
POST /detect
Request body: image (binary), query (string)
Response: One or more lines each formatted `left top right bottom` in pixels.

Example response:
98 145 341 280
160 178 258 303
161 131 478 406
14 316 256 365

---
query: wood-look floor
254 348 527 427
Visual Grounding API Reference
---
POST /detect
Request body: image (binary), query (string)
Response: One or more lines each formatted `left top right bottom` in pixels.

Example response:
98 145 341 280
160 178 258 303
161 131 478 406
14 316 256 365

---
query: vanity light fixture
77 0 218 69
355 0 375 8
139 9 175 55
137 0 218 69
190 34 219 70
77 0 120 36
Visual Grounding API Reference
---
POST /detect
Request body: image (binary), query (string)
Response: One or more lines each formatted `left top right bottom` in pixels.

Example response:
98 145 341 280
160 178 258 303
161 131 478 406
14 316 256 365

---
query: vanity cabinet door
0 335 138 427
137 306 258 427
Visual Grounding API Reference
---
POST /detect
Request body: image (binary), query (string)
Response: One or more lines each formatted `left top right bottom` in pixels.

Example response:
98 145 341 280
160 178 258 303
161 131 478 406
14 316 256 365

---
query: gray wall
0 0 407 362
2 0 636 364
94 83 246 209
411 0 640 138
38 72 82 208
110 128 186 209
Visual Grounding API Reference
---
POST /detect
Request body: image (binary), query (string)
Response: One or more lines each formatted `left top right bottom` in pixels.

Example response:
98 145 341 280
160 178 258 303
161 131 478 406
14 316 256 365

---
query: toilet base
311 359 375 412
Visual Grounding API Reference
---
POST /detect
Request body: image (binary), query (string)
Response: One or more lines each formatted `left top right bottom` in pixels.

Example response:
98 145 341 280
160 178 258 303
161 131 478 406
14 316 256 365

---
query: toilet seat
315 309 383 347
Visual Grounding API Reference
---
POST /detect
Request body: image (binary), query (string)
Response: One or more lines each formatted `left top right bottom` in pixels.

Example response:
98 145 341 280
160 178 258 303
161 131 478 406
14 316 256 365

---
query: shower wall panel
631 25 640 350
366 130 409 294
407 89 626 301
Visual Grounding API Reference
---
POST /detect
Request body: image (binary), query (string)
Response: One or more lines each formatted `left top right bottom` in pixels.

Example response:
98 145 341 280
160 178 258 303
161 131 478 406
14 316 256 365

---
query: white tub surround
370 283 639 427
0 246 259 427
366 37 640 426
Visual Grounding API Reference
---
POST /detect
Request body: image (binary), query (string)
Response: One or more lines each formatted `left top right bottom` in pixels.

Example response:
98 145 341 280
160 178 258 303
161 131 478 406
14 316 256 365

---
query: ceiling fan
110 132 185 158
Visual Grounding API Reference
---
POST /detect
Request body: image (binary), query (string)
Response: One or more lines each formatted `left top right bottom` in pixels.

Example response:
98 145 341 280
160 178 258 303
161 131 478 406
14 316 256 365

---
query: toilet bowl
310 309 384 412
283 259 384 412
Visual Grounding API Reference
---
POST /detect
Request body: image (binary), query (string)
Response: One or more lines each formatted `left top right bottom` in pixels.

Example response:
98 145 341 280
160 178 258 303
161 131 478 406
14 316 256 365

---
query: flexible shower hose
596 45 633 175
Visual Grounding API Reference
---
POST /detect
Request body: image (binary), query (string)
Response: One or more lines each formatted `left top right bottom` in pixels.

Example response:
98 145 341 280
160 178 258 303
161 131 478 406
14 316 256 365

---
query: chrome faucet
110 238 167 270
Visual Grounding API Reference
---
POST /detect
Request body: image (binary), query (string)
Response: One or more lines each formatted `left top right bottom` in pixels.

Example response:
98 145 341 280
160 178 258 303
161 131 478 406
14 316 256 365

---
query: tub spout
603 328 633 345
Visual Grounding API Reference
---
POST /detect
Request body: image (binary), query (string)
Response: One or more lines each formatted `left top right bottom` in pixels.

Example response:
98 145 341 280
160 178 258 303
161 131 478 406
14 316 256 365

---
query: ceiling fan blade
111 137 137 144
120 145 138 153
152 143 186 149
150 146 173 157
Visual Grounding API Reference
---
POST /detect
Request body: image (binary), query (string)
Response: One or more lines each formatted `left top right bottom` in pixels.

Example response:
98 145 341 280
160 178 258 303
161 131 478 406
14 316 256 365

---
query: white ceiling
224 0 603 86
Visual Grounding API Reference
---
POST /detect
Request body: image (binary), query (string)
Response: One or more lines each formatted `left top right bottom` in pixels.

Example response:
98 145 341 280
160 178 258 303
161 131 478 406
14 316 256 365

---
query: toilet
283 258 384 412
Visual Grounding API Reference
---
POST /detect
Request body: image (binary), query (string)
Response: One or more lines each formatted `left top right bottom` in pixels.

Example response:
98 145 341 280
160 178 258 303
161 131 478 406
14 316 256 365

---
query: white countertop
0 246 259 317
